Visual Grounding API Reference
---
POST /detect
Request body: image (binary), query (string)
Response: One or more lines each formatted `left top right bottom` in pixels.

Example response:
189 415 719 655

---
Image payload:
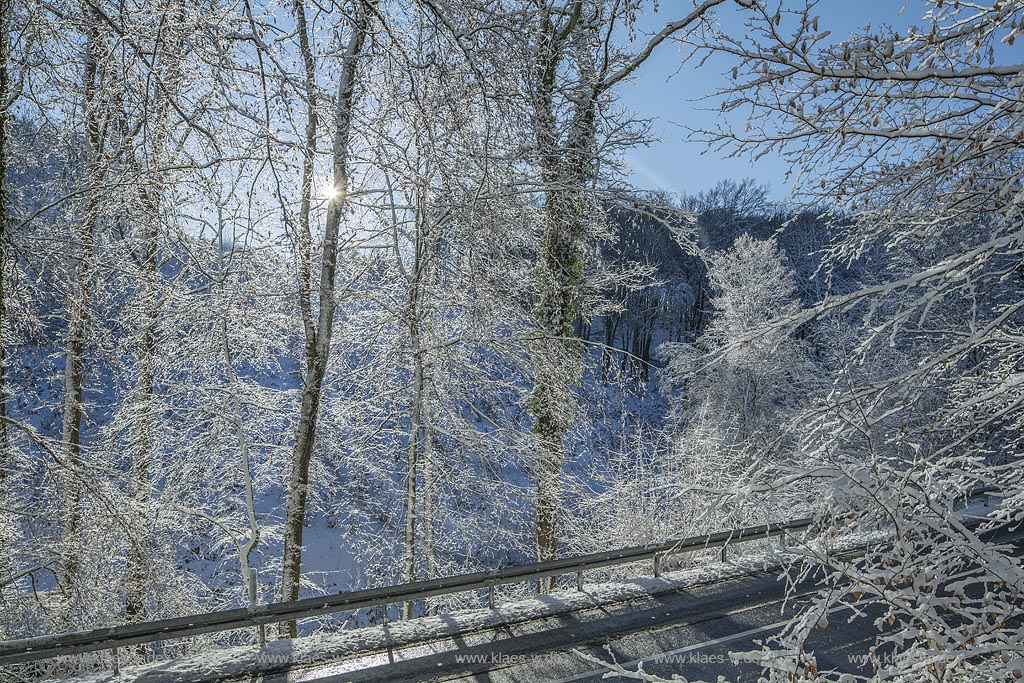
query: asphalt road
291 524 1023 683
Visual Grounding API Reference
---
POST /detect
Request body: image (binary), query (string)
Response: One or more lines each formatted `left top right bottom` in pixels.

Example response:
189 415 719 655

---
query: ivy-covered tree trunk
525 0 723 587
528 8 599 586
529 187 587 582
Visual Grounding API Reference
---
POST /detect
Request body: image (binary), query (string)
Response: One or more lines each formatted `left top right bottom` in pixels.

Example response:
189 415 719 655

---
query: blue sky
619 0 915 199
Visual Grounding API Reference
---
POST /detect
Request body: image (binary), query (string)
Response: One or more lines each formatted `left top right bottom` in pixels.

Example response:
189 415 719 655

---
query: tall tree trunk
125 218 156 625
0 0 12 592
401 339 422 617
59 233 91 627
124 0 186 623
421 412 436 580
0 0 10 469
417 399 437 616
58 5 105 628
525 2 723 586
217 214 261 624
281 0 372 636
528 12 599 589
402 203 429 617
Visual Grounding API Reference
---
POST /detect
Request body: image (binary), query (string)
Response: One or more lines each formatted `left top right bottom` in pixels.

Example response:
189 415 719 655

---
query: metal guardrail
0 518 811 667
1 485 1002 669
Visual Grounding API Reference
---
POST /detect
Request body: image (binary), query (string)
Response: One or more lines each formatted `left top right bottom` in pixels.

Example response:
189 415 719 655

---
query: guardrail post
112 647 119 675
720 545 727 563
382 604 388 627
653 554 661 578
488 586 495 609
779 534 786 550
576 570 583 591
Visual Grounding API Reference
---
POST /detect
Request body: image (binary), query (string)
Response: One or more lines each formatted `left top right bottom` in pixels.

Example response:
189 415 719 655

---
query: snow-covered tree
665 235 811 442
518 0 746 586
659 234 816 534
678 1 1024 679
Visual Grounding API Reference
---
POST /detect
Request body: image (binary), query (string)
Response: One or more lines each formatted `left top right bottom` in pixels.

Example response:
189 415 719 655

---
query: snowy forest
0 0 1022 681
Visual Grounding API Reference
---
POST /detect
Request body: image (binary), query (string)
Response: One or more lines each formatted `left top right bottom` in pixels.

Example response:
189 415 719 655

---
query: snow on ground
53 500 997 683
61 553 797 683
60 534 854 683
